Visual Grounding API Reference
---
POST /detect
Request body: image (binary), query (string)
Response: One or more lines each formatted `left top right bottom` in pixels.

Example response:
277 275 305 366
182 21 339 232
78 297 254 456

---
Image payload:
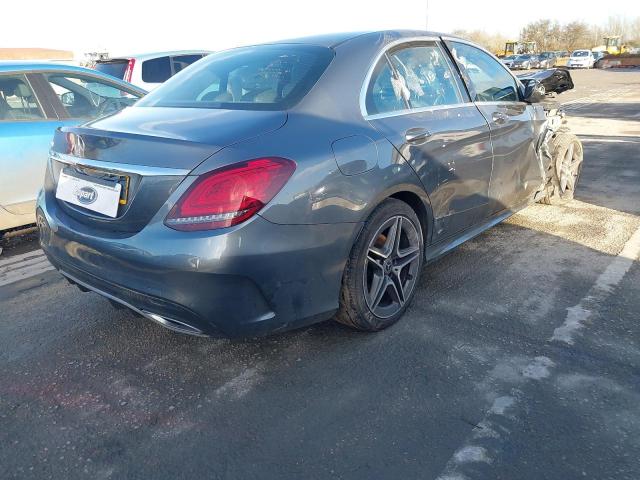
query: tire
335 198 424 332
539 131 584 206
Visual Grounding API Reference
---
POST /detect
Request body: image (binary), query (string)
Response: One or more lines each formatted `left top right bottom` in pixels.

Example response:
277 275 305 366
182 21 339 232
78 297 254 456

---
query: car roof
0 61 92 73
103 50 212 61
266 30 456 48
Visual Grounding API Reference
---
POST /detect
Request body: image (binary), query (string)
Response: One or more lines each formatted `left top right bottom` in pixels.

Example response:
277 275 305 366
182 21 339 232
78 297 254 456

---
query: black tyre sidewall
337 199 424 331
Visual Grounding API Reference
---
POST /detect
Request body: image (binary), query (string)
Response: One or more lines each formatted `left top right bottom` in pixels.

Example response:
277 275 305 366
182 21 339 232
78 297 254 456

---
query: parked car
94 51 211 90
567 50 595 68
511 54 539 69
592 51 606 68
37 31 582 338
501 54 519 68
538 52 557 68
0 62 145 234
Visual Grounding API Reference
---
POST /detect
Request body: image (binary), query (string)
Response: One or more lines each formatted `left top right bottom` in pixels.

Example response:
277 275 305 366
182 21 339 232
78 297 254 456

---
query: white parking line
0 249 55 287
552 227 640 344
435 224 640 480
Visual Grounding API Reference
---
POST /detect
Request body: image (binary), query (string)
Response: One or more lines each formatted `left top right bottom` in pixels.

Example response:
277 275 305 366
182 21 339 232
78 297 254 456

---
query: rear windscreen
94 60 128 79
136 44 334 111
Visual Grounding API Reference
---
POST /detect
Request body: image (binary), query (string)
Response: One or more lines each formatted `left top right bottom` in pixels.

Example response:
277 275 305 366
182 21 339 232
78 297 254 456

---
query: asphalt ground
1 69 639 480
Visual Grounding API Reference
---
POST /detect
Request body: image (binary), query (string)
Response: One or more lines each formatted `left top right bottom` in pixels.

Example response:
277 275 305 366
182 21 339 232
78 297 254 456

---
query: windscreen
572 51 589 57
136 44 334 110
94 60 128 80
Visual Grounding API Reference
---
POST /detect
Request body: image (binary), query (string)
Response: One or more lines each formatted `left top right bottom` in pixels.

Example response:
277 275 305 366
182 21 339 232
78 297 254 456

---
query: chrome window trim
49 151 190 177
365 102 476 120
473 100 528 106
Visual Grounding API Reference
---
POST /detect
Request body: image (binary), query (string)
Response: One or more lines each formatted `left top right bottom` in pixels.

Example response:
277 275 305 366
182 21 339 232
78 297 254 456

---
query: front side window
45 73 140 119
447 41 519 103
365 42 463 115
0 74 44 121
137 45 334 111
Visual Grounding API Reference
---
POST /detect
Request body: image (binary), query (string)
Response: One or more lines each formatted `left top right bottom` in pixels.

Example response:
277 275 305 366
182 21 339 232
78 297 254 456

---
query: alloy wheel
363 215 421 318
557 140 582 194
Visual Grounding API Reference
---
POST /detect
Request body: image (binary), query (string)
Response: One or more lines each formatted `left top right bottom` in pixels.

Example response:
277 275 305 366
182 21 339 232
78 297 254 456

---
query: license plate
56 171 122 218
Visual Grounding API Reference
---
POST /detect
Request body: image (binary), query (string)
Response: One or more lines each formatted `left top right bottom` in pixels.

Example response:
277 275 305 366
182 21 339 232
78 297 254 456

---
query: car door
0 72 61 228
363 40 494 241
445 40 540 213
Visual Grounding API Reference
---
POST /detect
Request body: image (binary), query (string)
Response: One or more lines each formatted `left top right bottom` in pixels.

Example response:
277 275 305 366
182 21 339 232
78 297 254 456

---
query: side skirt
424 201 528 264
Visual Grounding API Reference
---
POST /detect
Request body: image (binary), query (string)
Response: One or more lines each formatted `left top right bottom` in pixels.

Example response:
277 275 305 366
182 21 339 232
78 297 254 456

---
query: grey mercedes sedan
37 30 583 337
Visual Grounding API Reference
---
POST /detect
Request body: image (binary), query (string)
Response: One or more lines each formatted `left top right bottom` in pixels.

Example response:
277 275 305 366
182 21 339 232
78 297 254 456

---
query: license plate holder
55 170 122 218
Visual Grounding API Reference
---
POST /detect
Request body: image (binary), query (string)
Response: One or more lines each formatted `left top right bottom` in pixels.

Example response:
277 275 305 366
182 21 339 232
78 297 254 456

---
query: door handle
405 128 432 145
492 112 508 125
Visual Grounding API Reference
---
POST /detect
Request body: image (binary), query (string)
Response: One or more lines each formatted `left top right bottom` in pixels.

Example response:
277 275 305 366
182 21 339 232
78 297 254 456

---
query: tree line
453 15 640 54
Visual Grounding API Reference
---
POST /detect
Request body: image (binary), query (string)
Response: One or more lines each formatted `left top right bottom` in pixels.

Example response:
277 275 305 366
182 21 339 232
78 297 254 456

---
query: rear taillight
165 157 296 231
124 58 135 82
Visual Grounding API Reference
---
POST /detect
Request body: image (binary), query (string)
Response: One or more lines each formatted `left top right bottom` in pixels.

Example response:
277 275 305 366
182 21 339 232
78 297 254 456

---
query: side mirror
61 92 74 106
521 79 546 103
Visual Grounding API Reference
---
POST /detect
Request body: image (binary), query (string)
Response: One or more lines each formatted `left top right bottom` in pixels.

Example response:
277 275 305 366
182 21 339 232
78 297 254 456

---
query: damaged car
37 31 583 337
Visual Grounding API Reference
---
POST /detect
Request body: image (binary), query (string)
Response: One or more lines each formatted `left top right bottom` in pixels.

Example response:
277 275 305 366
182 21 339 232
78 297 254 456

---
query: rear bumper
37 190 360 337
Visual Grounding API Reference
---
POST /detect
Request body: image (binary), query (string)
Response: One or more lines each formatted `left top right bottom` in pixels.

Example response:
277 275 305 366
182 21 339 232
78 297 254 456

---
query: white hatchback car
94 51 211 90
567 50 595 69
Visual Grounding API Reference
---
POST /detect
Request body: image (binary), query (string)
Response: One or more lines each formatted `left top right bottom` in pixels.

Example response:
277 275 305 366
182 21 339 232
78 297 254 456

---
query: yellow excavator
502 41 537 57
601 36 628 55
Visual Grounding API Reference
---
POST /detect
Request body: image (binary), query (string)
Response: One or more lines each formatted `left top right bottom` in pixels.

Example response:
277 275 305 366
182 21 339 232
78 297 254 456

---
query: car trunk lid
48 107 287 234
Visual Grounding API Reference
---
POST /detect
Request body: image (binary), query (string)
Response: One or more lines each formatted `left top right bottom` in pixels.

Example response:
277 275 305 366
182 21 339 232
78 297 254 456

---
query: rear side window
94 60 128 80
142 56 172 83
137 45 334 111
0 74 44 121
171 54 204 74
447 41 519 102
365 42 463 116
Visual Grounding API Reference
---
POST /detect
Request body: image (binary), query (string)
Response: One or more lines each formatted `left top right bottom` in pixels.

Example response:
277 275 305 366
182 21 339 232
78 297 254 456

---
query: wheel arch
388 190 432 245
363 183 434 246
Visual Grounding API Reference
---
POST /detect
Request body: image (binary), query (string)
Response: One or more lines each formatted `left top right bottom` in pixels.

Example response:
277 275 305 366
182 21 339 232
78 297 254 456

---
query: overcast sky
3 0 638 57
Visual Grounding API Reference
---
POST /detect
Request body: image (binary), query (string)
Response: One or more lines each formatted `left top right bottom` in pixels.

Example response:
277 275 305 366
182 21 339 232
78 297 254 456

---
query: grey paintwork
37 30 550 337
